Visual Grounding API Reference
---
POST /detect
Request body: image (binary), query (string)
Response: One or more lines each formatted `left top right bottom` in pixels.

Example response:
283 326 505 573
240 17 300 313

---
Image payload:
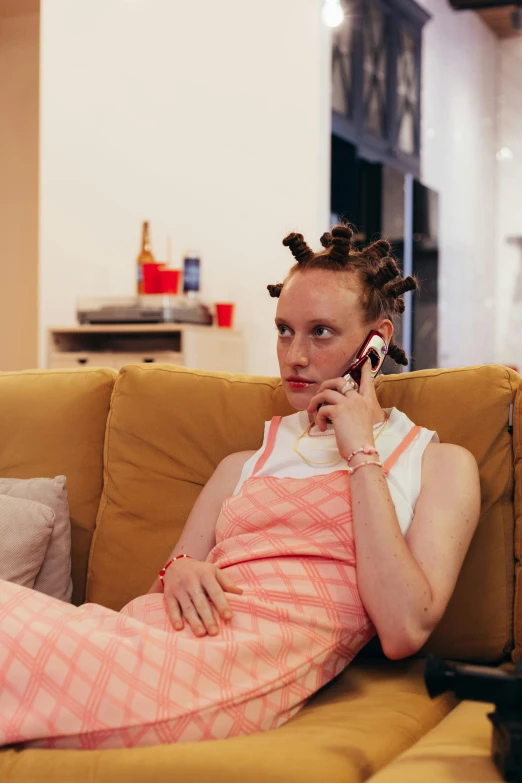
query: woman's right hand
163 558 243 637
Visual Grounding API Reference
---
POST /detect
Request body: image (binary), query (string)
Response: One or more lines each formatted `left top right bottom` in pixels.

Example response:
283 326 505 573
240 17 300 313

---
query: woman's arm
147 450 255 594
350 442 480 659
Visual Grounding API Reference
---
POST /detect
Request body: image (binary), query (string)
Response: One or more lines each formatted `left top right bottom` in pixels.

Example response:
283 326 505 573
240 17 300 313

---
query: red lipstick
286 376 314 390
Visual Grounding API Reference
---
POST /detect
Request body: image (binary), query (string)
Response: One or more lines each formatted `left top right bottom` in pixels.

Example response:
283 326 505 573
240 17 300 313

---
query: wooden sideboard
47 324 245 374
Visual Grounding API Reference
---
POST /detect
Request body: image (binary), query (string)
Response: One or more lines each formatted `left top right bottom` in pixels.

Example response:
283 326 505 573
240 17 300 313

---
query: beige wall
0 3 39 370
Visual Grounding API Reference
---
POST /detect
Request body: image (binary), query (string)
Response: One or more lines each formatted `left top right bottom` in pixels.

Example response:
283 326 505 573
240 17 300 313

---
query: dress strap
382 425 422 476
252 416 283 476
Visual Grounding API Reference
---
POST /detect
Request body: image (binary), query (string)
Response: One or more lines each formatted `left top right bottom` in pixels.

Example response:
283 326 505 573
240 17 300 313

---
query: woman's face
275 268 391 411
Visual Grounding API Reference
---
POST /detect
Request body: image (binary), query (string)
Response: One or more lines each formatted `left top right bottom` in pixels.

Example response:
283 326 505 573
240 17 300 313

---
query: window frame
331 0 430 177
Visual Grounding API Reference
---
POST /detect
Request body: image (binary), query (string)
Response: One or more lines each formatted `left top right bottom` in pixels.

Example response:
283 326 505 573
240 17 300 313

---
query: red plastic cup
142 263 163 294
216 303 234 328
159 268 181 294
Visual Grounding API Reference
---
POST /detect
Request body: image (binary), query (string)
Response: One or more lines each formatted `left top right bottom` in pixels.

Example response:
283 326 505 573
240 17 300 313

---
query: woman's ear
377 318 394 348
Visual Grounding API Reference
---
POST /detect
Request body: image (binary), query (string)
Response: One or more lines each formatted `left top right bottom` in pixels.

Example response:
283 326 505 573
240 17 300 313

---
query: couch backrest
510 380 522 664
86 365 294 606
86 363 519 663
0 368 115 604
375 365 519 664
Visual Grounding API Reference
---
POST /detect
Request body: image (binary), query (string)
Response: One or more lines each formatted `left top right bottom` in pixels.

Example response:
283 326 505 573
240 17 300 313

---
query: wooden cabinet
47 324 245 374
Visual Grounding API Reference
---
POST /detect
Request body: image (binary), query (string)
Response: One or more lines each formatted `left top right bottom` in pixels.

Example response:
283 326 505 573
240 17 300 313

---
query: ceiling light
322 0 344 28
497 147 514 161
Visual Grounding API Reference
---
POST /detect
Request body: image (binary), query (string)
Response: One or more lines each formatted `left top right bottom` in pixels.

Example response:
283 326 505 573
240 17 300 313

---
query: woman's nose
286 338 309 367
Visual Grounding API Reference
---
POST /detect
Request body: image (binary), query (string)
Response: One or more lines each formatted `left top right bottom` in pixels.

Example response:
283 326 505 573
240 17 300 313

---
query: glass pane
332 8 353 118
380 165 406 375
332 44 349 115
363 2 387 137
397 29 418 155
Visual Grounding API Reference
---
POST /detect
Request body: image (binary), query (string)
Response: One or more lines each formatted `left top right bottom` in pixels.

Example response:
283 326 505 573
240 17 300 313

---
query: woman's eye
314 326 332 338
277 325 291 336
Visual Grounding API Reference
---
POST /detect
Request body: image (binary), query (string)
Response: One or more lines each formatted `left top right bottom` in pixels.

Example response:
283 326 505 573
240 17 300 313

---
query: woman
0 225 480 751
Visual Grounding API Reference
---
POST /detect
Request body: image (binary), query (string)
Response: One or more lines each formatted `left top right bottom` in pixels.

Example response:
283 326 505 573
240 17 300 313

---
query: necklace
293 412 390 467
307 414 388 438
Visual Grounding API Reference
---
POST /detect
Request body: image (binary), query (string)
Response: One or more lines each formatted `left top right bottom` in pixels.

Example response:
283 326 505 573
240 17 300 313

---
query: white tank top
233 408 438 536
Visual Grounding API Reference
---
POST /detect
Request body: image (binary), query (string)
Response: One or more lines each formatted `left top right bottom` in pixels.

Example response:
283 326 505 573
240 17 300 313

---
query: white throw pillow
0 476 73 602
0 495 55 588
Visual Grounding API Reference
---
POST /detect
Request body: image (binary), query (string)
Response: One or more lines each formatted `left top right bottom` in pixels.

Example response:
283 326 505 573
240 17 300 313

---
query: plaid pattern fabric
0 421 417 750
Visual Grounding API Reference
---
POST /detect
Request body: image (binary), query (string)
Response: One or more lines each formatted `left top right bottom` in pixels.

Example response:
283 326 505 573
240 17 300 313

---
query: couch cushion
375 365 518 663
0 368 116 604
86 365 294 608
0 658 456 783
365 700 498 783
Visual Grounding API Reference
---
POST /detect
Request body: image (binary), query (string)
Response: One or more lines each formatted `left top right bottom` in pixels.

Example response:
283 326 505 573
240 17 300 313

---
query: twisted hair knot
267 283 283 298
282 233 315 264
371 257 400 288
329 225 353 265
395 298 406 315
387 342 409 366
383 276 418 299
320 232 333 248
366 239 391 260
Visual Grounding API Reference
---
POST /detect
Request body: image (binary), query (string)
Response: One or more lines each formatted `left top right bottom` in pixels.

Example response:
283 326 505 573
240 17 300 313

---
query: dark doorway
330 134 439 372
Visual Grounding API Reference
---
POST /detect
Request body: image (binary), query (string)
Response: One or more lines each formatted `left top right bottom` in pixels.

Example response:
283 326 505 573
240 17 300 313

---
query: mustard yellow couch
0 363 519 783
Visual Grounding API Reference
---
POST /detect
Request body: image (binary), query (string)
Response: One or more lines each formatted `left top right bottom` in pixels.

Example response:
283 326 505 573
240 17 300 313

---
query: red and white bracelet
159 553 192 587
347 459 383 475
345 444 379 464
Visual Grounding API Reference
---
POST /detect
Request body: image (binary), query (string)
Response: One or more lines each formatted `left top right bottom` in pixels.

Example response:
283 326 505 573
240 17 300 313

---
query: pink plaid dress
0 418 421 750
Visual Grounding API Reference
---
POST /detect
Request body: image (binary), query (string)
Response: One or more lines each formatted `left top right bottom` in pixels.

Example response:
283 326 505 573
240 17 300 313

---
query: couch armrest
366 700 502 782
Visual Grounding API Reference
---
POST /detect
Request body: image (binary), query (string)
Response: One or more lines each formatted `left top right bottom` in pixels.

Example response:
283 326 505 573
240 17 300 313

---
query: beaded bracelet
159 553 192 587
345 444 379 464
346 459 383 476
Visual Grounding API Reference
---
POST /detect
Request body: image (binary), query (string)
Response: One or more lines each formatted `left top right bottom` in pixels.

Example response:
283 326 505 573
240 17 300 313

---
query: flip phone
342 330 388 389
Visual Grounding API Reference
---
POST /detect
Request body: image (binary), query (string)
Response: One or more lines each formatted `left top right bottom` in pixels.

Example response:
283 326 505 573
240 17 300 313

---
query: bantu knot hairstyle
371 256 399 288
268 223 419 368
329 225 353 265
366 239 391 260
383 276 417 299
365 246 419 319
267 283 283 298
282 233 315 264
387 342 409 366
320 232 333 248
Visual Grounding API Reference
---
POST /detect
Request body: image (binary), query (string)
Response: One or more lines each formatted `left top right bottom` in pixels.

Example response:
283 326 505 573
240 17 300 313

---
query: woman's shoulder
419 442 480 503
210 450 257 498
218 450 257 474
422 441 477 469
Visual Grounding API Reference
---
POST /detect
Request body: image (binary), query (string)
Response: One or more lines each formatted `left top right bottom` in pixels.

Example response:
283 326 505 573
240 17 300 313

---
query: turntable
77 296 212 326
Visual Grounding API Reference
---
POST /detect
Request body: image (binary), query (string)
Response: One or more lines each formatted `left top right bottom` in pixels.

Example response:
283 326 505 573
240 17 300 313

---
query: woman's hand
163 558 243 637
306 358 378 459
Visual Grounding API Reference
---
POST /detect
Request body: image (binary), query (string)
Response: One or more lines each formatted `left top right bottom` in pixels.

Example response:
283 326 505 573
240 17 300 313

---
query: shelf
47 324 245 374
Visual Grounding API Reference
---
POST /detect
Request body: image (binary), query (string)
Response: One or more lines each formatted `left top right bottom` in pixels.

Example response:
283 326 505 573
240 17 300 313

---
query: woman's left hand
306 358 377 459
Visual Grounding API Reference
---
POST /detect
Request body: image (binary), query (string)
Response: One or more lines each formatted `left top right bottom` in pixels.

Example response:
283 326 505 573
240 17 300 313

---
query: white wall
495 39 522 368
39 0 331 374
417 0 498 368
